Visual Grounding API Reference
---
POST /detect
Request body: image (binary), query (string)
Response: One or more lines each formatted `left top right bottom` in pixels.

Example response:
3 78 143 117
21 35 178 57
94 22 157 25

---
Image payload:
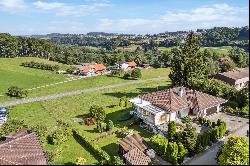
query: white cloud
95 3 248 34
32 1 111 16
0 0 26 10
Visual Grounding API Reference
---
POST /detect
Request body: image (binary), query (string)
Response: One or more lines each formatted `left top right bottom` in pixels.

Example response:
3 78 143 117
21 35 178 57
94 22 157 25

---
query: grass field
0 58 170 102
0 57 69 94
7 79 171 165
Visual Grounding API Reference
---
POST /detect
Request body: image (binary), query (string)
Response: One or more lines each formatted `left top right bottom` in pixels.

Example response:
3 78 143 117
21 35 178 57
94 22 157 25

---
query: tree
217 136 249 165
220 58 236 72
131 69 142 79
228 46 248 67
169 32 207 87
106 120 114 131
149 134 168 156
181 124 198 155
89 105 106 131
76 157 86 165
7 86 28 98
177 142 188 164
166 142 178 165
167 121 176 139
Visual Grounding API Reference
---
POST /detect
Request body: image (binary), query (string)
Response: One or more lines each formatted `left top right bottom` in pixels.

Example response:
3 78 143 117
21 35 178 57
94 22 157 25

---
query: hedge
149 134 168 156
73 129 111 162
21 61 59 71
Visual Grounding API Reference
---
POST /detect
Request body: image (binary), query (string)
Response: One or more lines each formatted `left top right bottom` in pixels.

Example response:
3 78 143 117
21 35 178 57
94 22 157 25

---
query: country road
0 76 169 107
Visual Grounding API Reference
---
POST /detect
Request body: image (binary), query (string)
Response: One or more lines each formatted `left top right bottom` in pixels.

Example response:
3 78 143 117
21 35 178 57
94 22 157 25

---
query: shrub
111 156 125 165
106 120 114 131
216 136 249 165
32 125 48 143
167 121 176 139
195 135 205 154
181 116 191 124
131 69 142 79
224 106 235 113
0 119 27 136
166 142 178 165
123 73 131 79
177 142 188 164
7 86 28 98
149 134 168 156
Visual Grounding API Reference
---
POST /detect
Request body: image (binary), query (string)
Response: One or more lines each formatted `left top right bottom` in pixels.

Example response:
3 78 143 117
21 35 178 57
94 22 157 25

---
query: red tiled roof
215 67 249 83
79 65 92 73
0 129 47 165
123 148 151 165
117 134 147 153
141 86 227 113
127 61 137 67
93 64 106 71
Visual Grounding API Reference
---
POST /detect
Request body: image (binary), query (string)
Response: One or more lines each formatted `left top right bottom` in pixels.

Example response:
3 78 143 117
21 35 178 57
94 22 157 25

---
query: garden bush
166 142 178 165
7 86 28 98
149 134 168 156
0 119 27 136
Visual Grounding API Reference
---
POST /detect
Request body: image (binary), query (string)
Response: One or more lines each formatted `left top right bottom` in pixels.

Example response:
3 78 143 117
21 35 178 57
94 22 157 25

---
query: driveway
184 112 249 165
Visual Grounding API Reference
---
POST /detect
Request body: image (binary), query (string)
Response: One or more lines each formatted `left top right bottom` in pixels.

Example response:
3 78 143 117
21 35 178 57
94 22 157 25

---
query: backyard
5 79 171 165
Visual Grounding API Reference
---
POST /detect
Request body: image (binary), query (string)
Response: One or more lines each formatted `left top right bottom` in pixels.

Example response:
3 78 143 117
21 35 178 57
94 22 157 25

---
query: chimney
178 87 184 97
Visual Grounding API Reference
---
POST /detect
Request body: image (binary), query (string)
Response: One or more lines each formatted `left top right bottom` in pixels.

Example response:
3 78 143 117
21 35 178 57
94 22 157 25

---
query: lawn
7 79 171 165
0 57 69 96
0 58 170 102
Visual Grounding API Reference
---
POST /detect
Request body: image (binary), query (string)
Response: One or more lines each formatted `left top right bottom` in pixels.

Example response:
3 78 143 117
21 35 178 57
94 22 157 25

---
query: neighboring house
117 134 152 165
0 128 48 165
79 63 106 76
116 61 137 70
129 86 227 129
214 67 249 90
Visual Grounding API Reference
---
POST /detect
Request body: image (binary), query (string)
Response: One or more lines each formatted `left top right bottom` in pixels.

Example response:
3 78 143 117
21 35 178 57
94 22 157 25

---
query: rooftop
217 67 249 80
135 86 227 113
0 128 47 165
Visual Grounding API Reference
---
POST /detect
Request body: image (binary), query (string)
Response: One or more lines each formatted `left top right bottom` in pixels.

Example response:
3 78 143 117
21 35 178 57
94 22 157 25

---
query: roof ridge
0 132 35 148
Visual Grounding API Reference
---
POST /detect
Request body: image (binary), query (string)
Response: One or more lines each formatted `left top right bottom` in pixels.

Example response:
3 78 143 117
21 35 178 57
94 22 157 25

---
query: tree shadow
72 132 101 161
101 143 119 156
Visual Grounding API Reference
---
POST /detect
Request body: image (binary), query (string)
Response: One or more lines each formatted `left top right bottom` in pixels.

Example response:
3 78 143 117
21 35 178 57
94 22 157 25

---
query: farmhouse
117 134 152 165
79 63 106 76
116 61 137 70
0 128 47 165
129 86 227 128
214 67 249 90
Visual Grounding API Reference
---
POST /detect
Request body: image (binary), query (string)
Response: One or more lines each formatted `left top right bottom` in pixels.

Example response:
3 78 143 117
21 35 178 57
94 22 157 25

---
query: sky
0 0 249 35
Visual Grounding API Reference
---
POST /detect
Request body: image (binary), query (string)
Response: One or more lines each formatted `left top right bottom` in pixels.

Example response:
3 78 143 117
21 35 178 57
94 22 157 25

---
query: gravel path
0 76 168 107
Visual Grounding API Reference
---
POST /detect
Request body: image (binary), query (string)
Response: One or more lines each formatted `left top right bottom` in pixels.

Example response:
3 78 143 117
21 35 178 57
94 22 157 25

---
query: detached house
116 61 137 70
0 128 47 165
79 63 106 76
129 86 227 129
214 67 249 90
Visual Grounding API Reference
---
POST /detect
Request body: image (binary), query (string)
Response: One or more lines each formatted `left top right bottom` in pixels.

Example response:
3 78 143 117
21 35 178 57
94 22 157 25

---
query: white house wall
169 112 176 121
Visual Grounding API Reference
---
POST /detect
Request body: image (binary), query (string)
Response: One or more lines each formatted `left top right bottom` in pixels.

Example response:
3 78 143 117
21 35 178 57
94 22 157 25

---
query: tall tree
217 136 249 165
169 32 207 86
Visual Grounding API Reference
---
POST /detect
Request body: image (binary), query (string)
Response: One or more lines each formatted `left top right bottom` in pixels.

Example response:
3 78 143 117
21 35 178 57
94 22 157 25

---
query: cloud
32 1 111 16
96 3 249 34
0 0 26 10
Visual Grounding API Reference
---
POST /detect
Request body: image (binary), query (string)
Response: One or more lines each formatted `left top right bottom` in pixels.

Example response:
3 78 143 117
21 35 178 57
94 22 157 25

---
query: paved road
184 123 249 165
0 76 168 107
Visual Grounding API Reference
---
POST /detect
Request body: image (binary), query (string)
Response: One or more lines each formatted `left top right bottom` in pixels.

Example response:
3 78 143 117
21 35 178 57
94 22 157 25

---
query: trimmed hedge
21 61 59 71
73 129 111 162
